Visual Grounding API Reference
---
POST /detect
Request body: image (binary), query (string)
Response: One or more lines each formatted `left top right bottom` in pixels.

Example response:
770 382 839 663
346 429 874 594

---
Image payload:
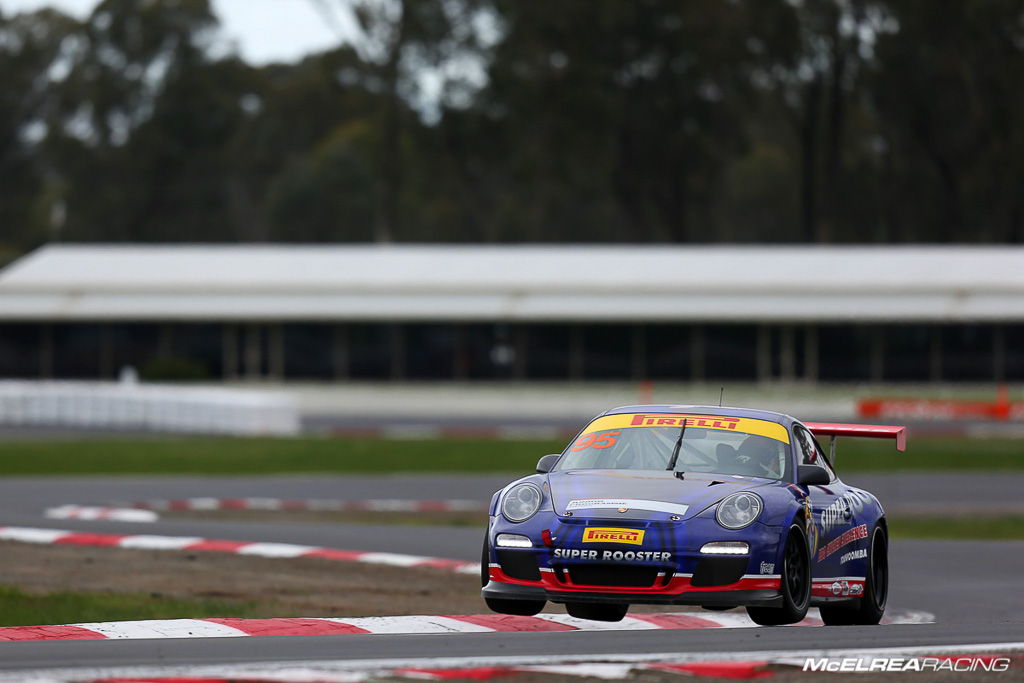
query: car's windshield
556 412 791 481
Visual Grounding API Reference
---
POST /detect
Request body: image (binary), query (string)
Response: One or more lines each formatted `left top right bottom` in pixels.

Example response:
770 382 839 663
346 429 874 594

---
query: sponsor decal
822 579 864 596
839 548 868 565
819 489 876 534
579 413 790 444
817 524 868 562
552 548 671 562
629 414 741 430
759 561 775 574
802 498 819 556
582 527 645 545
565 498 689 516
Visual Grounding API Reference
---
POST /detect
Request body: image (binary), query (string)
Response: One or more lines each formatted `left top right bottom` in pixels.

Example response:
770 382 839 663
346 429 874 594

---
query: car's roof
603 404 798 427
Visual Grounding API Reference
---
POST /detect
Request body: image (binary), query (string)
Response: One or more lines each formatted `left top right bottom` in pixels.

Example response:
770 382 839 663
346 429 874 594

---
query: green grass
0 586 267 627
0 437 563 475
831 437 1024 471
889 516 1024 540
0 436 1020 476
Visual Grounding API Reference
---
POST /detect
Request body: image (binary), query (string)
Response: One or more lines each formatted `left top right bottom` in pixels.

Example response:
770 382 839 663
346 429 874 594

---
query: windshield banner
580 413 790 444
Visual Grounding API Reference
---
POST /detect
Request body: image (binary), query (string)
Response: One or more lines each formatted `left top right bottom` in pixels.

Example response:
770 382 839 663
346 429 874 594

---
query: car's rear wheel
820 524 888 626
565 602 629 622
481 533 546 616
746 524 810 626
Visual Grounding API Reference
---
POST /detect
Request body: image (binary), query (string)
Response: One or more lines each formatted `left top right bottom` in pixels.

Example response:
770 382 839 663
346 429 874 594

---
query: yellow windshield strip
581 413 790 444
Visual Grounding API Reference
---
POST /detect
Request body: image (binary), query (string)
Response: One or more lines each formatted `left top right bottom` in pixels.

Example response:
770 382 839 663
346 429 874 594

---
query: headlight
501 483 543 522
715 492 763 530
496 533 532 548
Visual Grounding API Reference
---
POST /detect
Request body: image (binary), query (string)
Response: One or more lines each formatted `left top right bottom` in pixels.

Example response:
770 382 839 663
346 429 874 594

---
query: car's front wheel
484 596 546 616
746 524 810 626
820 524 888 626
565 602 629 622
481 533 545 616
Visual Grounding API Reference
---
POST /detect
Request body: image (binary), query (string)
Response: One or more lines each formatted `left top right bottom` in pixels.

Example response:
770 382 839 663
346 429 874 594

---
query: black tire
820 524 888 626
746 524 811 626
485 596 546 616
480 533 546 616
565 602 629 622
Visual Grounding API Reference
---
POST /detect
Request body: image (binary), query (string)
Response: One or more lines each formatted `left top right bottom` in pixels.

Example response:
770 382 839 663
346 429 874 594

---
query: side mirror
536 454 560 473
798 465 831 487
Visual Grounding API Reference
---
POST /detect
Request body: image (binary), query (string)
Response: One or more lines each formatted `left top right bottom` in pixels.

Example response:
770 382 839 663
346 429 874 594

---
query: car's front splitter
482 566 782 607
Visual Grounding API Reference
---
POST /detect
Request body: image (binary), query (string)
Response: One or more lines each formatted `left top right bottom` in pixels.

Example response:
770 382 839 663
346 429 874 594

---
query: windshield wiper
666 419 687 471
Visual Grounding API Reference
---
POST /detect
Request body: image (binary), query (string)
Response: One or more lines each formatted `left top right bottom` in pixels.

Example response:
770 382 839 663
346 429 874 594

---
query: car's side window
794 425 836 481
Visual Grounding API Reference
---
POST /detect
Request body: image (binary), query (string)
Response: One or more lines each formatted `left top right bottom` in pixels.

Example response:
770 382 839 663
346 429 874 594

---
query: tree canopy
1 0 1021 256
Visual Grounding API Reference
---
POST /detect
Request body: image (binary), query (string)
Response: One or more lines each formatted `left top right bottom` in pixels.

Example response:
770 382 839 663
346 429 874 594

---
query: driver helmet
737 434 782 478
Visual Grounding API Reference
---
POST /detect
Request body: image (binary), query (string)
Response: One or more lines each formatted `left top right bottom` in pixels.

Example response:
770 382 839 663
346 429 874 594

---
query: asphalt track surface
0 474 1023 672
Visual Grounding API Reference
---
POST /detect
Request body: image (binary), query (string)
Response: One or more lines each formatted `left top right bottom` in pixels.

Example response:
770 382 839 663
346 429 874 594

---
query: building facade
1 245 1021 383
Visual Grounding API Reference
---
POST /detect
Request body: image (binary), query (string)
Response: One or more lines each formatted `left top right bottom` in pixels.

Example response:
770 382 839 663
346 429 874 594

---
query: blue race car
481 405 905 625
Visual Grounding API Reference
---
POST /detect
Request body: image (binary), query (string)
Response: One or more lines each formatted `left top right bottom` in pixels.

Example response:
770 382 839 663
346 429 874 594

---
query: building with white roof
0 244 1021 382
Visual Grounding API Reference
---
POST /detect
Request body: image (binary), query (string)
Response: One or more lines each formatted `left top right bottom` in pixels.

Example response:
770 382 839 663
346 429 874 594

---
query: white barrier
0 381 300 436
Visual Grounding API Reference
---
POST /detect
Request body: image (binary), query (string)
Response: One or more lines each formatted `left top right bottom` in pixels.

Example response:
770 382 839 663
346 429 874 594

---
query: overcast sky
0 0 354 64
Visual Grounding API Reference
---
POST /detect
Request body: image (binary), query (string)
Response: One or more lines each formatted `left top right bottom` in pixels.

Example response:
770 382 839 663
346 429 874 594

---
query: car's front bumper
482 564 782 607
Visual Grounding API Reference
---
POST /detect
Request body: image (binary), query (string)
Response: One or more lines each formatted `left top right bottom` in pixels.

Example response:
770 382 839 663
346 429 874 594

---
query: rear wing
804 422 907 464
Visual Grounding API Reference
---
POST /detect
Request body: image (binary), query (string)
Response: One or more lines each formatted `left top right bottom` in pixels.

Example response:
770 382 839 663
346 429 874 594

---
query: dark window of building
646 324 691 380
941 325 993 381
525 325 572 379
818 325 873 381
882 325 932 381
107 324 161 379
705 325 757 380
52 325 103 378
175 325 223 380
0 324 41 378
459 324 520 379
582 325 632 379
283 325 334 379
767 326 806 381
349 324 391 379
405 325 457 379
1005 325 1024 381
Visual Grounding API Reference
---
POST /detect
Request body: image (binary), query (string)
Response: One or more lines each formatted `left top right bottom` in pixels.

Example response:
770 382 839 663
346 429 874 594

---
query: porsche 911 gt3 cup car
481 405 905 625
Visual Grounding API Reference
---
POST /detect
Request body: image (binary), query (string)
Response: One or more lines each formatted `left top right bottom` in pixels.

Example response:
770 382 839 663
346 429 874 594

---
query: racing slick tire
819 524 888 626
481 534 546 616
485 596 546 616
565 602 629 622
745 524 810 626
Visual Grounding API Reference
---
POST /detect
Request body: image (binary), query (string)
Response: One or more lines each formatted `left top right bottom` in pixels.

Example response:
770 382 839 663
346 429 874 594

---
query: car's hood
547 469 775 521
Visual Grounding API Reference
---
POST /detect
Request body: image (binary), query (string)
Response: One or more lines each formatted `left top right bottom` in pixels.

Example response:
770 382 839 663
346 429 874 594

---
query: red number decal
571 431 620 451
571 434 597 451
592 431 620 449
